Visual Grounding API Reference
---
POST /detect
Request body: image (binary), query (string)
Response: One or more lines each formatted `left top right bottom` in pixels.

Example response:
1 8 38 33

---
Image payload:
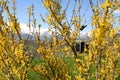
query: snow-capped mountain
20 23 52 40
20 23 91 41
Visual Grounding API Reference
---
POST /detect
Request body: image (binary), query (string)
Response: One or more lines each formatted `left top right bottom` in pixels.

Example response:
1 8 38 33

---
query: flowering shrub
0 0 120 80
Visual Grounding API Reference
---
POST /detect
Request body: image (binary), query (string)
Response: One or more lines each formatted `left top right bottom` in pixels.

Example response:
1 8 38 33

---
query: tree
0 0 30 79
38 0 120 80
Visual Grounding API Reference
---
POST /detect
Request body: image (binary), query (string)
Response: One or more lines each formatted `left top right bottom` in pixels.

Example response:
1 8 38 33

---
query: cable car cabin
75 42 88 53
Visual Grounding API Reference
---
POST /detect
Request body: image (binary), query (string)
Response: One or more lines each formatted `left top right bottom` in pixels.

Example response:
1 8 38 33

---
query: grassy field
27 56 78 80
27 56 120 80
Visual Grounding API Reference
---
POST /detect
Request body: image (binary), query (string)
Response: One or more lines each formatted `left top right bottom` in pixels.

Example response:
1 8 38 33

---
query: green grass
64 56 79 80
27 70 41 80
27 58 45 80
27 56 78 80
27 56 120 80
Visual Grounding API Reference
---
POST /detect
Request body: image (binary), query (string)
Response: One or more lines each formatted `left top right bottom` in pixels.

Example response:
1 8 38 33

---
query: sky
10 0 120 34
16 0 46 25
14 0 93 33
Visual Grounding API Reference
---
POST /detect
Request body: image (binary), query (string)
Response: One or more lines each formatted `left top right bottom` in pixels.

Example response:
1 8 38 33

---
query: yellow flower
53 36 58 45
21 60 25 66
100 0 113 8
114 42 119 49
101 69 105 74
109 28 117 38
78 66 82 72
10 21 20 33
75 58 81 63
37 46 44 53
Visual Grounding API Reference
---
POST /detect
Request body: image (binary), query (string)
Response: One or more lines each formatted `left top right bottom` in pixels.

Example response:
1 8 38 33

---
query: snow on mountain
76 32 91 41
20 23 30 34
20 23 50 35
20 23 91 41
113 9 120 14
20 23 52 39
